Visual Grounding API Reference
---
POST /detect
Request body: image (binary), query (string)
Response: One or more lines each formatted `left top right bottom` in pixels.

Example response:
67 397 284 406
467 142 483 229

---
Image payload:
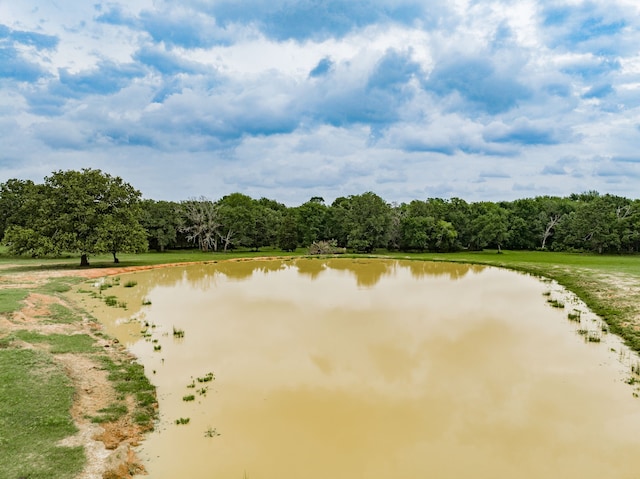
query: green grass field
0 348 85 479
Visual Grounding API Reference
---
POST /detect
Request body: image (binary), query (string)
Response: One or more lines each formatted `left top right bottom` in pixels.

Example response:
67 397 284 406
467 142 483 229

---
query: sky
1 0 639 205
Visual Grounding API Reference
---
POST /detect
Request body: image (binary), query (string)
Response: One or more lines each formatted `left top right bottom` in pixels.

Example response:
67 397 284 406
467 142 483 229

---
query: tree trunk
112 252 119 263
80 254 90 267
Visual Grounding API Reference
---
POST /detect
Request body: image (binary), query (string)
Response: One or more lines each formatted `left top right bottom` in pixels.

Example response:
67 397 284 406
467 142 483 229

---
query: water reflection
81 259 640 479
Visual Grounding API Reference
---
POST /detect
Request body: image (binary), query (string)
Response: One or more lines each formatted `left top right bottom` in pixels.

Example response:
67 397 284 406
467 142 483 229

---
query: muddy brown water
77 259 640 478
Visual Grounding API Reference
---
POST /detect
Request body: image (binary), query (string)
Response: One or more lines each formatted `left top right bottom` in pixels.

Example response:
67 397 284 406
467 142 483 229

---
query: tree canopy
2 170 640 261
2 169 147 265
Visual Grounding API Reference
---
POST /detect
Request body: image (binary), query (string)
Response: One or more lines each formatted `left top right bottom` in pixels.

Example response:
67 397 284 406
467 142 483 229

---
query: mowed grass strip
14 330 96 354
0 348 85 479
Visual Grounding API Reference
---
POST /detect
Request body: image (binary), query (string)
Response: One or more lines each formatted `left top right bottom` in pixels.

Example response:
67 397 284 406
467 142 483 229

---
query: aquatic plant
197 372 215 383
175 417 190 425
547 298 565 308
204 427 220 437
183 394 195 402
172 327 185 338
567 310 581 322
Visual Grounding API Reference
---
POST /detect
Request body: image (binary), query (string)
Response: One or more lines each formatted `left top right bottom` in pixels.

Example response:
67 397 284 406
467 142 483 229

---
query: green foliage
0 348 85 479
278 211 299 251
2 169 147 265
140 199 182 252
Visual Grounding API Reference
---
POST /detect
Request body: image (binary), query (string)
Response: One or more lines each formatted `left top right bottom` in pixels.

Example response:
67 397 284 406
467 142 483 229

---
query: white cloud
1 0 639 204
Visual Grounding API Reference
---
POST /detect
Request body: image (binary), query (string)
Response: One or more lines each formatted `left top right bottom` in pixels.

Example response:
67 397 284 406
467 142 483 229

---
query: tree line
1 169 639 265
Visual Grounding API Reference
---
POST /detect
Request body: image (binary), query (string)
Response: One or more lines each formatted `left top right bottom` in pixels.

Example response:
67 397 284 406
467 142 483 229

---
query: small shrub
308 240 345 255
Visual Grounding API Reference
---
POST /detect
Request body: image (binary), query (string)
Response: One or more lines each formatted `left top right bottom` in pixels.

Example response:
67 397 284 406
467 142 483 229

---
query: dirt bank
0 263 190 479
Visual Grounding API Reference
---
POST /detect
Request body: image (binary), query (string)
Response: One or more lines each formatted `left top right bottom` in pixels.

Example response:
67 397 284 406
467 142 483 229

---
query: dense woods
1 169 639 263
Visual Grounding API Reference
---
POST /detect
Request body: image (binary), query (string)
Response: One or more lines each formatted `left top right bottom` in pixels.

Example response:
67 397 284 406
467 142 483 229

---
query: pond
78 258 640 478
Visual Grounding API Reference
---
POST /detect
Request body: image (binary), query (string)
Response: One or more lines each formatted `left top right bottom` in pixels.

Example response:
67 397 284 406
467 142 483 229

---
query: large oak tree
2 169 147 265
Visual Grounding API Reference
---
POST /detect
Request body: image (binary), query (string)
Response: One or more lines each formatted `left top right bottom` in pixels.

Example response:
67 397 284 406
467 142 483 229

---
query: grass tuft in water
204 427 220 437
175 417 190 425
567 310 582 322
124 280 138 288
547 298 565 308
182 394 195 402
172 326 185 338
197 372 215 383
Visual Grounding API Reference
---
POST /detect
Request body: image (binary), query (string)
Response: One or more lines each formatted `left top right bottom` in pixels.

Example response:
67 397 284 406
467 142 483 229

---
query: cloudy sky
1 0 639 205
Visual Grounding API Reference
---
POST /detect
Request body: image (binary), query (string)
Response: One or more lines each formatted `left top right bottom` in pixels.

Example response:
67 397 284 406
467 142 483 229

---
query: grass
197 372 215 383
91 402 128 423
98 356 157 428
45 303 83 324
183 394 195 402
0 348 85 479
204 426 221 437
547 298 565 309
14 331 97 354
567 310 582 322
0 288 29 313
172 326 185 338
0 246 305 274
37 277 81 294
